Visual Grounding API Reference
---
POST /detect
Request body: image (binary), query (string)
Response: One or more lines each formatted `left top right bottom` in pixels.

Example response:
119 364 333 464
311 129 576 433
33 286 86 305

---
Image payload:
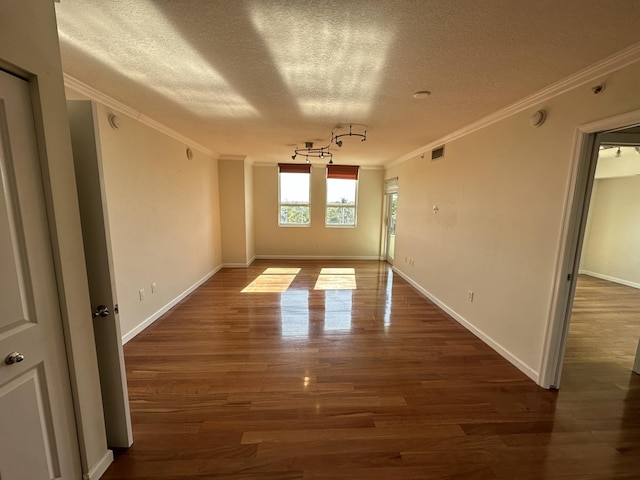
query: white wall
0 0 109 476
580 176 640 288
91 103 222 340
253 165 384 258
386 59 640 383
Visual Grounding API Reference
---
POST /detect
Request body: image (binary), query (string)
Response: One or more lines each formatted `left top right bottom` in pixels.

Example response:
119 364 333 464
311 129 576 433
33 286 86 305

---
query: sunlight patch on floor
314 275 357 290
319 268 355 275
263 267 301 275
241 268 299 293
242 266 357 292
315 268 357 290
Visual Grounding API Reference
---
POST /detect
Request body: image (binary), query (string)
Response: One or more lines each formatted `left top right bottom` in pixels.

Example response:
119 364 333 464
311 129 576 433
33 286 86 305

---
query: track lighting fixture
331 124 367 147
290 124 367 164
291 141 333 163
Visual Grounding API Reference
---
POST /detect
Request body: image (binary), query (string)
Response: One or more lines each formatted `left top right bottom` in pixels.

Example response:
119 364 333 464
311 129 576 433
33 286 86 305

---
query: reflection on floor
103 262 640 480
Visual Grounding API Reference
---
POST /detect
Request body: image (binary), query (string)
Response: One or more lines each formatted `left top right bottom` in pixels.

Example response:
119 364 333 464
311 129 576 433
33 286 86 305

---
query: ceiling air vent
431 145 445 161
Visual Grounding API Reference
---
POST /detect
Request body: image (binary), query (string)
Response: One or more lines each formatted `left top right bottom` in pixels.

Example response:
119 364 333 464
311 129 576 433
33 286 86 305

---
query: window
326 165 359 227
279 163 311 226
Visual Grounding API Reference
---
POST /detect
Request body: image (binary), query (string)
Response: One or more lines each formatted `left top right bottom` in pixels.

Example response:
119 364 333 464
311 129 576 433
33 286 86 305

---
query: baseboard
392 267 540 384
255 255 383 261
83 449 113 480
122 266 221 344
222 256 256 268
579 270 640 290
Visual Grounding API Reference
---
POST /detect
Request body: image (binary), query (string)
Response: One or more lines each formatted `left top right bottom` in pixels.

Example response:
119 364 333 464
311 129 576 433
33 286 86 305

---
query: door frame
384 192 398 264
540 108 640 389
382 178 398 263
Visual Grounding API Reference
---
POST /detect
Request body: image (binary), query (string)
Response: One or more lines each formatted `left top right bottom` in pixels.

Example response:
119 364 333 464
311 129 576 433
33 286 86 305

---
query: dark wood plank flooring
101 263 640 479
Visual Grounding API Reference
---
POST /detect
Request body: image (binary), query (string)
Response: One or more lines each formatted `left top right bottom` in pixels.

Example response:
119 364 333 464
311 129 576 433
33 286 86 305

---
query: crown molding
218 155 247 161
386 41 640 170
63 73 219 159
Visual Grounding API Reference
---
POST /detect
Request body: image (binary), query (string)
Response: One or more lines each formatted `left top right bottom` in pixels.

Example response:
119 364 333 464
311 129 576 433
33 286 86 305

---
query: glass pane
280 206 310 224
280 172 310 204
390 193 397 235
326 178 356 205
326 206 355 225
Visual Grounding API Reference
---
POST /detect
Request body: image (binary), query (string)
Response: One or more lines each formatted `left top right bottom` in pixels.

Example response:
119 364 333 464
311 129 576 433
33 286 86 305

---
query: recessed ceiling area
54 0 640 166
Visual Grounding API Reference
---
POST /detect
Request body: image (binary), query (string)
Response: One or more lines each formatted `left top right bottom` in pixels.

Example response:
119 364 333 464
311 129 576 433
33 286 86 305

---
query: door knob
5 352 24 365
92 305 110 318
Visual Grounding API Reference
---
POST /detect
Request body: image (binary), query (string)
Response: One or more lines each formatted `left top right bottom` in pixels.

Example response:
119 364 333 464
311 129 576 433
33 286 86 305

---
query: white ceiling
596 146 640 179
55 0 640 166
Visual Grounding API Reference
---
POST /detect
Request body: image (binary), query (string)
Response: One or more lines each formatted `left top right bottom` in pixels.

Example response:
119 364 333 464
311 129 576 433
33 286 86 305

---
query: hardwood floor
101 263 640 479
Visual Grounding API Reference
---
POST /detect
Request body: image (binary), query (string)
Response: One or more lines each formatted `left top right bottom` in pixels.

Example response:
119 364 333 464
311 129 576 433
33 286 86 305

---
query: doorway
383 178 398 264
544 121 640 388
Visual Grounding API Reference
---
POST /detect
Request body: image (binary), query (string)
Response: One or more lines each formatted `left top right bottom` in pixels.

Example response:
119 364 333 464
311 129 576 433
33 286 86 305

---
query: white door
67 100 133 448
0 72 81 477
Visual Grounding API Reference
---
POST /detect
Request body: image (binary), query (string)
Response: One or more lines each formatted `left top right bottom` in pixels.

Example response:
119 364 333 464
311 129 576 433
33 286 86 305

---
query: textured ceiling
55 0 640 166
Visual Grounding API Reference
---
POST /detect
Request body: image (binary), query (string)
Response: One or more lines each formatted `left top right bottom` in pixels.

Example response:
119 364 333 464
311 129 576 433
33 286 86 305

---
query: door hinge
114 304 119 314
567 273 572 281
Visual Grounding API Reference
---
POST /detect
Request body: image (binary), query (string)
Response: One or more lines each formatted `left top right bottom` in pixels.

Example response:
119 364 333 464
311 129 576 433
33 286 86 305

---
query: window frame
325 165 359 228
278 163 312 227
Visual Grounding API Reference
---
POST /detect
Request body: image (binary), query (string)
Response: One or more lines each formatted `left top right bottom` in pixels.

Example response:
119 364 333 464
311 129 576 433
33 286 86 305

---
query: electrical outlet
468 290 474 302
139 288 145 301
152 282 157 294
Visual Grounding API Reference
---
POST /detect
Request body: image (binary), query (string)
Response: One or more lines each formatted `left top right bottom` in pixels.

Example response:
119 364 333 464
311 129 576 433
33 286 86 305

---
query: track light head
336 140 343 147
291 154 296 160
